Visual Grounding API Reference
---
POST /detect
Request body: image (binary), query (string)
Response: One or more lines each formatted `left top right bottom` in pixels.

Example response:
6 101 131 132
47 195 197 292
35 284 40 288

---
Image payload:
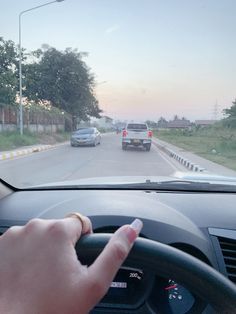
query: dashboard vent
218 236 236 284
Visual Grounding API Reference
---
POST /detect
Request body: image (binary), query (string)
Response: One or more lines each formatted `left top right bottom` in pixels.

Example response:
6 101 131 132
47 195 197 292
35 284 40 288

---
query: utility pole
18 0 65 135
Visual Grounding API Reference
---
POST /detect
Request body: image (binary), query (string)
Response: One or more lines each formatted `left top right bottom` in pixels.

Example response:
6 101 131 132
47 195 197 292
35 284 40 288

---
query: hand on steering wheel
0 215 143 314
77 234 236 314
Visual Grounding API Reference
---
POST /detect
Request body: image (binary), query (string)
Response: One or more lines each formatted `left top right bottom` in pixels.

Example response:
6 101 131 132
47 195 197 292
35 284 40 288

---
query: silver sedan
70 128 101 147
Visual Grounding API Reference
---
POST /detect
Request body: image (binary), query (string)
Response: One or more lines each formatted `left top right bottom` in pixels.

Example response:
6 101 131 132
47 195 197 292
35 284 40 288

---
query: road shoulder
153 137 236 176
0 142 68 161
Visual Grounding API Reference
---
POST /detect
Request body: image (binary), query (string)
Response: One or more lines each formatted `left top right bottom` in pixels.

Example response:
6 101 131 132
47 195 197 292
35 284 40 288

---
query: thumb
87 219 143 301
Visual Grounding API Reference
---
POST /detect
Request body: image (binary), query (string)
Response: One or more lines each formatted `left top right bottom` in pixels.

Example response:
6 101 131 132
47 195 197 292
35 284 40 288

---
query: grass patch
37 131 70 145
154 126 236 171
0 131 70 151
0 131 38 151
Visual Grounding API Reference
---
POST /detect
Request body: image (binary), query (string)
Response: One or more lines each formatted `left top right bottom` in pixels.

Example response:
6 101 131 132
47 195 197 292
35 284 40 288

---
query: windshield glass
1 1 236 188
127 124 147 131
75 129 95 135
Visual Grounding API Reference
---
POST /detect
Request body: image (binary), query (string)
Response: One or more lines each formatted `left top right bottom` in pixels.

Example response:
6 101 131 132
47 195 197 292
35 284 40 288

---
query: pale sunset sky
1 0 236 121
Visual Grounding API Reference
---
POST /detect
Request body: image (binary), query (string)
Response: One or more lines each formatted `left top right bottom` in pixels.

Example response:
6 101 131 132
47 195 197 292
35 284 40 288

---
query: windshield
1 1 236 188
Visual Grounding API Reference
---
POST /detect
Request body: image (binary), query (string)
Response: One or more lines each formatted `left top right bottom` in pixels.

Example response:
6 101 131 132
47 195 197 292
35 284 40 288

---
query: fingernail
130 219 143 235
122 219 143 244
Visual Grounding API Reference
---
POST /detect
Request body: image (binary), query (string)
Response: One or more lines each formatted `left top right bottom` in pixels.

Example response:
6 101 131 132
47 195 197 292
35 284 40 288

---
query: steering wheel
76 234 236 314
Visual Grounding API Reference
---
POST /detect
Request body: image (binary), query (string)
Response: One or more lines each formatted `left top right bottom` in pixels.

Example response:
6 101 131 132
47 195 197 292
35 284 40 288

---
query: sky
1 0 236 121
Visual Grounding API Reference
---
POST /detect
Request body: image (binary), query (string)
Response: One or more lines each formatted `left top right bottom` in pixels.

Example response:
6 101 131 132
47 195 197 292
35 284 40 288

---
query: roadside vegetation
153 99 236 171
0 131 70 151
0 36 101 151
0 127 113 152
155 122 236 171
0 37 102 131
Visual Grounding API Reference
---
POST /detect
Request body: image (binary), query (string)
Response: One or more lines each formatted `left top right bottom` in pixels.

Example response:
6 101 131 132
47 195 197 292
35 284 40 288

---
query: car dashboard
0 188 235 314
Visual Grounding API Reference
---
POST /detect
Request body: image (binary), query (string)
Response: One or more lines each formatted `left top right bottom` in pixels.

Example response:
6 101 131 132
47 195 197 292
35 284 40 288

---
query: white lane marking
152 144 184 172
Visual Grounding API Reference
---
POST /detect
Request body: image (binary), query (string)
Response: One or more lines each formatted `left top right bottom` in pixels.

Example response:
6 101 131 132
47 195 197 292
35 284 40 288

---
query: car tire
145 144 151 151
71 143 75 147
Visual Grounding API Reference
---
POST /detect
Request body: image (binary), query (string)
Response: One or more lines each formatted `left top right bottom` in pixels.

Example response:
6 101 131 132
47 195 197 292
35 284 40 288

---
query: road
0 133 185 188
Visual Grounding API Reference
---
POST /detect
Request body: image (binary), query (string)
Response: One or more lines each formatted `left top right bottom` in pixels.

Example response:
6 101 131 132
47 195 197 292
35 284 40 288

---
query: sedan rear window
127 124 147 130
76 128 94 134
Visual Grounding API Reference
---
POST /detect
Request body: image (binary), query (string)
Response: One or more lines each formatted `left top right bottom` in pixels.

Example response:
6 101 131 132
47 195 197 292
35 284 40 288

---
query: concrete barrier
0 142 68 162
152 139 206 172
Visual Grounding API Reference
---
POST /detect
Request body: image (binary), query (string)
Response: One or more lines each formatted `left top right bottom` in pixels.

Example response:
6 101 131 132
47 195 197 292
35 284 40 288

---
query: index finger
88 219 143 298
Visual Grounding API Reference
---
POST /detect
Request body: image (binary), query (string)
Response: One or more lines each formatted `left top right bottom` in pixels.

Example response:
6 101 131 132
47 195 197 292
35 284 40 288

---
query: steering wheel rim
76 234 236 314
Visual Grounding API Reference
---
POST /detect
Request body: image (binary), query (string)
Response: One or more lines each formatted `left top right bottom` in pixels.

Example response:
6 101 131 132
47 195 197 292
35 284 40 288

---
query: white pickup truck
121 122 152 151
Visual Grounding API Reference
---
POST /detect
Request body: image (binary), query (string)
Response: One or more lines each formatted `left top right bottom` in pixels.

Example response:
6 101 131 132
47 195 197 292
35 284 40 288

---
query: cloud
105 24 120 34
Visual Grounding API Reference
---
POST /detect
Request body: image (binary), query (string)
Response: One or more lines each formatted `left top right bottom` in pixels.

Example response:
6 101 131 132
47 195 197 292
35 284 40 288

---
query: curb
0 142 68 161
153 139 206 172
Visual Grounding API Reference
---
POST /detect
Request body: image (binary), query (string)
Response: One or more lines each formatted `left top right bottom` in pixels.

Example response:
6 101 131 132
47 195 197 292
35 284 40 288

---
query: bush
0 130 70 151
0 131 37 150
222 117 236 128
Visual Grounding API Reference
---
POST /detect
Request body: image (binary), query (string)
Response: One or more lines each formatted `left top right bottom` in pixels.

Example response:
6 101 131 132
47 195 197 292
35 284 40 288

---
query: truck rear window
127 124 147 130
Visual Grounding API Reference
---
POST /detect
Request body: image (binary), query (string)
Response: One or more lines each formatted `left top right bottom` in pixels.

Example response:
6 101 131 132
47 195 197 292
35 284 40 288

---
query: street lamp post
18 0 65 135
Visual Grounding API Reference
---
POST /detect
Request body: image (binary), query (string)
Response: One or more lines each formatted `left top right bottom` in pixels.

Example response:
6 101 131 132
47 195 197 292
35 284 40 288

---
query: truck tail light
148 130 153 138
123 130 128 137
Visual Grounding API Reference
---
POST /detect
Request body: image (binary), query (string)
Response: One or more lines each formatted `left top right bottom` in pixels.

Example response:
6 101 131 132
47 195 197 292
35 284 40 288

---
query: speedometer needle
165 284 177 290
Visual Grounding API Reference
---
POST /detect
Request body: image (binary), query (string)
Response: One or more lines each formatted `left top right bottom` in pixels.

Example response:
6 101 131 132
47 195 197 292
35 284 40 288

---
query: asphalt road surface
0 133 186 188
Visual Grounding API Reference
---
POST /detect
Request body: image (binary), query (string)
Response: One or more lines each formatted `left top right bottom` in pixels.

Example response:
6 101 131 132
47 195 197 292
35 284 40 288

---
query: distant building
167 117 191 129
195 120 217 127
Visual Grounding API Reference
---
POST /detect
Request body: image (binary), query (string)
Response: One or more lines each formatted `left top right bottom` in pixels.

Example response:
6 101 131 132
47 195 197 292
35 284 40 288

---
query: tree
173 115 179 120
0 37 18 128
23 46 101 130
0 37 18 107
224 99 236 117
146 120 158 129
223 99 236 127
157 117 168 128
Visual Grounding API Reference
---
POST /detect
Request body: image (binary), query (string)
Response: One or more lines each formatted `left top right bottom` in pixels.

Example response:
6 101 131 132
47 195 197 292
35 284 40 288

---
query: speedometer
97 267 153 309
165 279 195 313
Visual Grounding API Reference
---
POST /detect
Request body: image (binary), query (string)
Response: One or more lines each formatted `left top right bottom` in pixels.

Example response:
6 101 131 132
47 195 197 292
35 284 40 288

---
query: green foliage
155 125 236 171
222 117 236 128
0 131 70 151
0 131 38 150
223 99 236 128
146 120 158 129
23 46 101 129
157 117 168 128
0 37 18 107
0 37 101 130
224 99 236 117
